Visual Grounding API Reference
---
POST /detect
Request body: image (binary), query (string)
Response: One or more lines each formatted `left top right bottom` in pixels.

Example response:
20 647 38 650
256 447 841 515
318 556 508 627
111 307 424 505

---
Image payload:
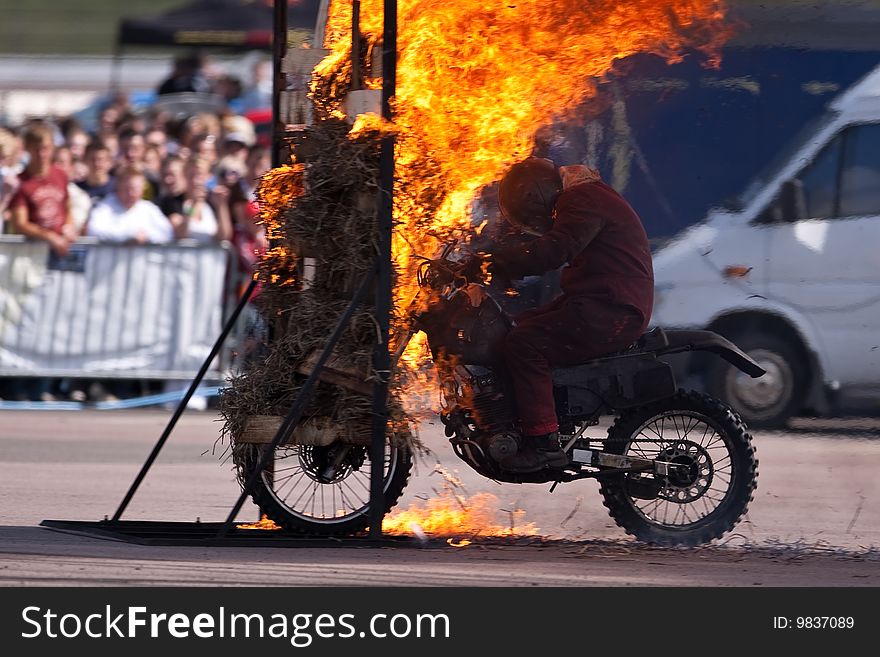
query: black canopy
117 0 321 50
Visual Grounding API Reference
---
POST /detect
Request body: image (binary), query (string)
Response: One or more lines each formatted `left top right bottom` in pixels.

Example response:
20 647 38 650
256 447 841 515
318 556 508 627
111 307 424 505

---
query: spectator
229 145 270 370
96 128 119 161
144 104 170 128
231 165 267 280
231 145 270 289
143 145 163 191
86 166 173 244
237 56 273 112
214 73 243 105
241 144 271 202
145 128 170 161
118 112 149 136
220 132 252 166
64 124 91 162
157 154 187 206
8 122 77 256
174 114 221 161
116 127 145 169
62 124 91 184
163 156 232 243
95 104 122 138
6 122 77 401
116 128 159 200
217 155 246 191
214 155 246 235
0 127 22 233
52 138 93 403
52 145 91 236
78 165 172 403
190 133 220 172
77 140 115 202
220 114 256 165
157 52 212 96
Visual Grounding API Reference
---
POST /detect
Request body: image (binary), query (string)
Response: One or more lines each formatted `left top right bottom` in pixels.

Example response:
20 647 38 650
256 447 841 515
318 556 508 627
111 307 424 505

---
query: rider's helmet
497 156 563 236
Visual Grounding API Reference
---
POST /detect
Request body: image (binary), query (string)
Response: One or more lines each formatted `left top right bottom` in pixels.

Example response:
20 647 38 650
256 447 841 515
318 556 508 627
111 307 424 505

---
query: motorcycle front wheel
599 390 758 547
240 439 412 536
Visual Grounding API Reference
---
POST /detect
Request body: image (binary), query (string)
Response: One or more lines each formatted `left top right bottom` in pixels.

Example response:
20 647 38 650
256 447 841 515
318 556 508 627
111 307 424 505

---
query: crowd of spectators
0 53 273 404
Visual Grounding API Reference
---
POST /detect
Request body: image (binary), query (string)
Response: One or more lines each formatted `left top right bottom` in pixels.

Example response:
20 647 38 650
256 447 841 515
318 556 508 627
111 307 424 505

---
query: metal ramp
39 519 422 548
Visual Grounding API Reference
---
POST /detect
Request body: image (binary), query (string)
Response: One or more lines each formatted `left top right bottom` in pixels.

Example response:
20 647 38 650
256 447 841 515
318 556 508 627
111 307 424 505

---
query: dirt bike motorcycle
245 247 764 547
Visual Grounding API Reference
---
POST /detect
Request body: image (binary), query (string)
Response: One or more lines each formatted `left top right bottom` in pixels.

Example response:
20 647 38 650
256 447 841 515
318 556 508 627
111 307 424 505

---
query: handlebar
417 253 486 291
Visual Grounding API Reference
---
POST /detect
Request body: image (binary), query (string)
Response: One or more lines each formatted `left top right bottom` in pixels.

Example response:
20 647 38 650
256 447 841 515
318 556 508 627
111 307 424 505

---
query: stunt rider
477 157 655 473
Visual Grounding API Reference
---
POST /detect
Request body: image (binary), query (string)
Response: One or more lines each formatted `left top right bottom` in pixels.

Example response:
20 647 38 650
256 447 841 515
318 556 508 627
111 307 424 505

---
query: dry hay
219 117 424 480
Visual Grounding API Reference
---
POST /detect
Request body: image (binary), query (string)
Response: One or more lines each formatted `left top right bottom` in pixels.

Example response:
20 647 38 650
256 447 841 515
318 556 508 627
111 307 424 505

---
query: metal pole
111 278 258 522
313 0 331 48
109 35 123 96
263 0 289 520
368 0 397 539
351 1 362 91
218 262 378 537
272 0 289 168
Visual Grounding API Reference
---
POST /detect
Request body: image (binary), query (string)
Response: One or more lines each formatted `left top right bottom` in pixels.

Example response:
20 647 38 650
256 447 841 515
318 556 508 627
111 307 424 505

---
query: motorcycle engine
466 371 517 430
485 431 519 461
423 287 512 366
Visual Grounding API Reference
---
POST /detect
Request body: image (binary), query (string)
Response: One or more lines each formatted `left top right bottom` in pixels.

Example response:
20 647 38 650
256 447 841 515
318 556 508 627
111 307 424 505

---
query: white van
650 64 880 428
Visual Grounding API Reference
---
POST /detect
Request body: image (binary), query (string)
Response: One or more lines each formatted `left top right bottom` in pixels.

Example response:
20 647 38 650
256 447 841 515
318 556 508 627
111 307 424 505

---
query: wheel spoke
605 406 753 533
251 442 406 526
309 480 318 518
340 477 368 510
702 431 723 450
275 470 307 500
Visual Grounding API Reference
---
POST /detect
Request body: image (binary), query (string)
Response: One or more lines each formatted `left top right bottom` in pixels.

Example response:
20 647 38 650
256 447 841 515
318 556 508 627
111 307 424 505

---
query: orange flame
318 0 733 402
382 491 538 540
236 514 283 531
255 163 306 286
325 0 732 241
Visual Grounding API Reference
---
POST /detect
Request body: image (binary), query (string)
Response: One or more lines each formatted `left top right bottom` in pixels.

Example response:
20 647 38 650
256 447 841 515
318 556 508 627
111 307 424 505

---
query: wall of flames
323 0 731 269
309 0 733 407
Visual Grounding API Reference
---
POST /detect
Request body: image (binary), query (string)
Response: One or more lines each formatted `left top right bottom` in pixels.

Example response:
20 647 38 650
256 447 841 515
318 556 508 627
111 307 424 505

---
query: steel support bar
368 0 398 539
351 1 362 91
111 278 259 522
218 262 379 538
272 0 289 168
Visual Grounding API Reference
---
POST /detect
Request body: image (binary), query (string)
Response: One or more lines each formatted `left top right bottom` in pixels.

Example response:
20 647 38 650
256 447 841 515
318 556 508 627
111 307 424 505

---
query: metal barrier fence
0 236 242 383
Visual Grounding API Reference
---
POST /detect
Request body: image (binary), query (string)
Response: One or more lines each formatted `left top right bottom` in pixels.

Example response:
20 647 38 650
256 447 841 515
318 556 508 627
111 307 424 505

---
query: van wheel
705 331 805 429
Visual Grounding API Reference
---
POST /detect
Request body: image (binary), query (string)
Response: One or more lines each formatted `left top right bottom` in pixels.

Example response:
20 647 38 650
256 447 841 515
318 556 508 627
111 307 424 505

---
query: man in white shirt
86 166 173 244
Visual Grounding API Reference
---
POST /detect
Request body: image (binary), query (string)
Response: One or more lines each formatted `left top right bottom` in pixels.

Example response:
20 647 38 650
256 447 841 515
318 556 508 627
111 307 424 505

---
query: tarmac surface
0 409 878 587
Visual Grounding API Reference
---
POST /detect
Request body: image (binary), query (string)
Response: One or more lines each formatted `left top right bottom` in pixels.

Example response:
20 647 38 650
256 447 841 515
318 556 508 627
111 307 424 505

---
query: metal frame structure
42 0 405 547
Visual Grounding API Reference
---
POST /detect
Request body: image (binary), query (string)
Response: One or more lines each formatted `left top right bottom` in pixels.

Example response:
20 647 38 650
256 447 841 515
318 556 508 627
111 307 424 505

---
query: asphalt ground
0 409 877 586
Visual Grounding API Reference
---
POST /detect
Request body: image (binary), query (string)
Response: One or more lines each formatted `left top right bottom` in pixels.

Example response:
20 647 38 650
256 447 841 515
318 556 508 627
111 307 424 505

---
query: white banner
0 238 231 379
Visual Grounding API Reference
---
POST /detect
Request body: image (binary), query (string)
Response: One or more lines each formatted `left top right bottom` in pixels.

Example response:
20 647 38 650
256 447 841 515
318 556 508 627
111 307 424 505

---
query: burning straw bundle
219 94 424 471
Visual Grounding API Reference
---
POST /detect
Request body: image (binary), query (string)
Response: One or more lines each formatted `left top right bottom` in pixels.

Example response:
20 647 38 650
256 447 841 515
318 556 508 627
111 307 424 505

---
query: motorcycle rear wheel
599 390 757 547
241 440 413 536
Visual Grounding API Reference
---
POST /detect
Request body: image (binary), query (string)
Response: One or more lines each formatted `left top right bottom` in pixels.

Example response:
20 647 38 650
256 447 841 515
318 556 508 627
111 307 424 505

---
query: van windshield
725 112 837 211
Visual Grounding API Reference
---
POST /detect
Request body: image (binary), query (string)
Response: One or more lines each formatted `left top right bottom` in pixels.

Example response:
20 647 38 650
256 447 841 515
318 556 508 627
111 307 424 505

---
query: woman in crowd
0 127 22 233
51 145 92 236
161 155 232 243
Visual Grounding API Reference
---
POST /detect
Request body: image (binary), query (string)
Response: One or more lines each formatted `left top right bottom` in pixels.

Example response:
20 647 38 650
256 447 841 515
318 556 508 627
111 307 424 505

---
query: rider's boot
500 432 568 473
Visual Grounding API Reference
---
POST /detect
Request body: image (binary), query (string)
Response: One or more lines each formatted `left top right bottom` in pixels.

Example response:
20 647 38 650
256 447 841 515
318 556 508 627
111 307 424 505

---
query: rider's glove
487 252 515 290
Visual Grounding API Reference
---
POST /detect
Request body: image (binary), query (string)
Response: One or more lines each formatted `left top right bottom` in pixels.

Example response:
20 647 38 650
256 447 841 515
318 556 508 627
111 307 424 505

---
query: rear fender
657 330 766 378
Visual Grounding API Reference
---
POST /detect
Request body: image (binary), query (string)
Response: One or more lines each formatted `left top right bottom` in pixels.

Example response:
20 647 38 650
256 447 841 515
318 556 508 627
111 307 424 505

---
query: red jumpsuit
494 180 654 436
